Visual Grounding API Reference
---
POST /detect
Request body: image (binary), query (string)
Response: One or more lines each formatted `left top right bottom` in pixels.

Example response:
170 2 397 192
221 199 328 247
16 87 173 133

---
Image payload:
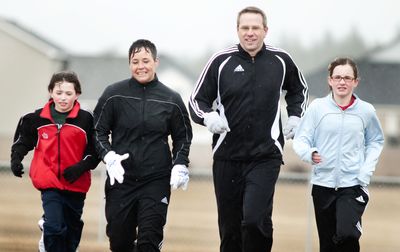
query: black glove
63 162 89 184
11 159 24 177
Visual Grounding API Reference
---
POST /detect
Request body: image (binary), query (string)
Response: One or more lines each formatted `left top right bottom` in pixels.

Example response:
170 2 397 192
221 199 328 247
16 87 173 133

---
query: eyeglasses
331 75 355 83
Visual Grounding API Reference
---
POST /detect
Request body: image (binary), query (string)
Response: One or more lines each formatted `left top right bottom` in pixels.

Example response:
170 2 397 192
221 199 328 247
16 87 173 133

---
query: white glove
170 164 189 190
203 111 230 134
104 151 129 185
283 116 301 140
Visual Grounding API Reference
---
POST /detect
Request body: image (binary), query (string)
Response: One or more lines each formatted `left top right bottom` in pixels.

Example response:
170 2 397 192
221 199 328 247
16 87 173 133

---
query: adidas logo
355 196 365 203
41 132 49 139
161 197 169 205
234 64 244 72
356 221 363 234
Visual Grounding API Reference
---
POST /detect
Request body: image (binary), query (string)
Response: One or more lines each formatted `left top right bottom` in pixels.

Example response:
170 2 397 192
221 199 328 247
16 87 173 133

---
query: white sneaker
37 217 79 252
38 218 46 252
38 218 44 231
38 232 45 252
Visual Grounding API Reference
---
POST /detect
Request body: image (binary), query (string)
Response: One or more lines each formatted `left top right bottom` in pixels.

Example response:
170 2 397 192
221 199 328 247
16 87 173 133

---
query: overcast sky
1 0 400 58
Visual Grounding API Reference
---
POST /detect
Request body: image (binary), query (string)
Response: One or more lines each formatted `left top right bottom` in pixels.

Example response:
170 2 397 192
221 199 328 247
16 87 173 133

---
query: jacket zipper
334 111 345 190
57 124 62 179
139 86 146 168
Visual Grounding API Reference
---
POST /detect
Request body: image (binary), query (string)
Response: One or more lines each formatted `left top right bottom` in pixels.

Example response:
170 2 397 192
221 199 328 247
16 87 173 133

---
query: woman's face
129 47 158 84
50 81 79 112
328 64 359 99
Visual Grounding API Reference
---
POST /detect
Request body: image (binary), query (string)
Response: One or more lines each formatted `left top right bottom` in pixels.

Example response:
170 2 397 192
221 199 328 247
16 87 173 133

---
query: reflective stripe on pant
213 159 281 252
105 177 170 252
312 184 369 252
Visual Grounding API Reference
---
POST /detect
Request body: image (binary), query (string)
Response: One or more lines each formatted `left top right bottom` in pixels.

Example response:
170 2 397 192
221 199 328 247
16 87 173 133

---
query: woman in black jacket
93 39 192 252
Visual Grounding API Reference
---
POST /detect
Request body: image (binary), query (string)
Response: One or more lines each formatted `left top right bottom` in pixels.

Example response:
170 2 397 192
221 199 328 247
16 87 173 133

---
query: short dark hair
48 70 81 94
237 6 267 28
128 39 157 63
328 57 359 79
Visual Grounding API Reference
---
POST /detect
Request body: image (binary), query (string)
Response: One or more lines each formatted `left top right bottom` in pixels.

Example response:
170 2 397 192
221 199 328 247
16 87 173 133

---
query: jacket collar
237 43 267 59
40 99 81 120
327 93 359 109
129 75 159 88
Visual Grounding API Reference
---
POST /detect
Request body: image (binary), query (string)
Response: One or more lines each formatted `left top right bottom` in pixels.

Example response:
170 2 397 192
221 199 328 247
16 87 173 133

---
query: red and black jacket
11 100 99 193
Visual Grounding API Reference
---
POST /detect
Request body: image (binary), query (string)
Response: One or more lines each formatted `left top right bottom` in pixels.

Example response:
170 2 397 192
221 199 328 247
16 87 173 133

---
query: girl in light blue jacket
293 57 384 252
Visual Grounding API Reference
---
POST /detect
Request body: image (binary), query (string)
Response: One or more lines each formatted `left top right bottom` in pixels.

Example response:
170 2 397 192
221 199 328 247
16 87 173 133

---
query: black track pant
213 159 281 252
312 184 369 252
105 177 171 252
41 190 85 252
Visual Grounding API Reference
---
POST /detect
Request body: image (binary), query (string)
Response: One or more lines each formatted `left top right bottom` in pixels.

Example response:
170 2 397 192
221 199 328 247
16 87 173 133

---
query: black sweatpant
212 159 281 252
312 184 369 252
105 176 171 252
41 189 85 252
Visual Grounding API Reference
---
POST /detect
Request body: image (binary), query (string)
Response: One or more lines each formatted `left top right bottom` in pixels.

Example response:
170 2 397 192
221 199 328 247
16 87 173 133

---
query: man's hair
328 57 359 79
128 39 157 63
48 70 81 94
237 6 267 28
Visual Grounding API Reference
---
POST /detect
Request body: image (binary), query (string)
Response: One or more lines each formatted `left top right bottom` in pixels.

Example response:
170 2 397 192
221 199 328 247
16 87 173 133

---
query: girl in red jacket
11 71 99 252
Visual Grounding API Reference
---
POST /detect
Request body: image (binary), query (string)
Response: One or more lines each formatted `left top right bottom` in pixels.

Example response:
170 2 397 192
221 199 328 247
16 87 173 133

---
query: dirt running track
0 173 399 251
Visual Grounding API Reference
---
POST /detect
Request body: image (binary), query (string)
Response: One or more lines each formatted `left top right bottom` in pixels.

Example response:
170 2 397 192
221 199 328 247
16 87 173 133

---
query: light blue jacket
293 94 384 188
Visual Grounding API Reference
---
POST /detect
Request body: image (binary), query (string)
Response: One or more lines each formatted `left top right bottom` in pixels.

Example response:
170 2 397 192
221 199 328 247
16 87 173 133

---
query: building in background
0 17 67 161
0 17 196 162
2 16 399 177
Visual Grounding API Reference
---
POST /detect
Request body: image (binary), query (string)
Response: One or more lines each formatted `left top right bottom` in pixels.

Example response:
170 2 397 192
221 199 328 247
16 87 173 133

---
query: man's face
129 47 158 84
237 13 267 56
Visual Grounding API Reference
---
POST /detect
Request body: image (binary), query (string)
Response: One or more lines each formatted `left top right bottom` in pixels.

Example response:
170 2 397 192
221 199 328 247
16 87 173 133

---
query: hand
11 159 24 177
104 151 129 186
63 162 88 183
170 164 189 190
283 116 301 140
312 151 322 164
203 111 230 134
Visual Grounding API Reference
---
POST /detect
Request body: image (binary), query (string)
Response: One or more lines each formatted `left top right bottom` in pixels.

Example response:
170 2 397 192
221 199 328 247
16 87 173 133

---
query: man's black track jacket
189 44 308 161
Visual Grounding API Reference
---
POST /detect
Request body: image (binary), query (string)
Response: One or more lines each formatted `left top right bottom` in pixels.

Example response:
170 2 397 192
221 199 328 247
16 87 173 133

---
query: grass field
1 172 399 252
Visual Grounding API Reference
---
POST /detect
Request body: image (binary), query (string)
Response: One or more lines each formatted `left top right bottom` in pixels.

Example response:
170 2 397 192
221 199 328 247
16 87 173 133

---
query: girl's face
50 81 79 112
328 64 359 99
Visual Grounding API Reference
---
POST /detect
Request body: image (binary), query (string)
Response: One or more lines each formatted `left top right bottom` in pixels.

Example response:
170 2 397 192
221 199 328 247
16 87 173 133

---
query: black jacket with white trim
94 76 192 179
189 43 308 161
